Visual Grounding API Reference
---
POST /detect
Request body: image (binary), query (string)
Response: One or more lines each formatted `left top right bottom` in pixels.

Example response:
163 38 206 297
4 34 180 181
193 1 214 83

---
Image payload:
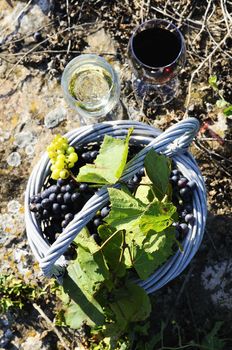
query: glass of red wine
128 19 186 106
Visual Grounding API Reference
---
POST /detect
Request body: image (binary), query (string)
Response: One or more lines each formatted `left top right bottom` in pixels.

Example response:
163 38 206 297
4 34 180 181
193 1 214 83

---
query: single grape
55 159 65 169
171 169 180 177
41 190 49 199
71 192 80 202
81 152 91 162
185 204 193 213
185 213 194 224
49 193 57 202
48 185 60 195
42 209 50 219
170 175 179 185
68 162 75 168
57 154 66 161
65 213 74 222
68 152 78 163
60 169 69 179
179 187 191 199
132 174 139 184
138 167 145 177
56 193 64 204
90 150 98 159
93 218 102 227
60 186 66 193
79 183 88 192
41 198 52 209
177 177 188 188
52 169 60 180
180 209 188 219
52 203 61 214
61 204 69 213
179 223 189 235
61 220 69 228
101 206 110 218
35 212 41 219
187 181 196 190
67 146 75 155
66 184 73 192
57 178 66 187
63 192 72 204
36 203 43 213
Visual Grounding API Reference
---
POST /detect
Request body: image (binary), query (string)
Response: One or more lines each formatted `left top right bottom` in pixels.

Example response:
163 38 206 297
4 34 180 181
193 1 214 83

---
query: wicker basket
24 117 207 294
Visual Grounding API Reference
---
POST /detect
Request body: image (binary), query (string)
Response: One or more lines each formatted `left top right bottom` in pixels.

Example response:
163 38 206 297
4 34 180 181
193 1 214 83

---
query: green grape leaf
76 129 132 184
139 201 176 233
144 149 171 200
106 187 146 231
105 187 176 279
62 267 105 328
132 227 176 280
109 282 151 325
98 225 126 277
223 105 232 116
135 175 154 204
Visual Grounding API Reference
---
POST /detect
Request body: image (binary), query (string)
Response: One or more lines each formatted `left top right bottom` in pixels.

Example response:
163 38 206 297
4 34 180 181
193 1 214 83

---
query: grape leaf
76 130 132 184
62 267 105 328
106 187 175 234
144 149 171 200
98 225 126 277
106 187 146 231
139 201 176 233
73 228 111 294
132 227 176 280
135 175 154 204
103 282 151 339
109 282 151 324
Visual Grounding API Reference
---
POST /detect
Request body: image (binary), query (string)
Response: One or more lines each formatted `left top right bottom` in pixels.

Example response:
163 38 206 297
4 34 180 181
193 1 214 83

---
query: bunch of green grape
46 134 78 180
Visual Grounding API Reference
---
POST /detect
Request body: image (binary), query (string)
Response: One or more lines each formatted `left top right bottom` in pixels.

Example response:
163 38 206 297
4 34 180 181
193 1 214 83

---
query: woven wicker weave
25 117 207 293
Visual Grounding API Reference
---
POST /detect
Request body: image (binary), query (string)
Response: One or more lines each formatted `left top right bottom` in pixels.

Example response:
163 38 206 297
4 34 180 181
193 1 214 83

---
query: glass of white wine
61 54 120 125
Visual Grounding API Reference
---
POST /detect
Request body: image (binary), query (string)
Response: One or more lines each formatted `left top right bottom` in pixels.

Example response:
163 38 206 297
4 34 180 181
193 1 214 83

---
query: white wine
61 54 120 123
69 65 112 112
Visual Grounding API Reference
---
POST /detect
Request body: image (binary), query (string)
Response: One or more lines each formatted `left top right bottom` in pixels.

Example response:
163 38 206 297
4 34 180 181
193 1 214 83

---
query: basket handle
152 117 200 156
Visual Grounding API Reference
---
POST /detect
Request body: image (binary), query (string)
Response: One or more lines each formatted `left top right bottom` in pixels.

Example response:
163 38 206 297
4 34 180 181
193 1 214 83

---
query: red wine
132 27 182 68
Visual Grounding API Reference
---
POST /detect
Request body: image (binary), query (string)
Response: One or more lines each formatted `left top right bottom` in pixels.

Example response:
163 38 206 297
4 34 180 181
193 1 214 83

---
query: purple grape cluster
170 168 196 239
29 178 84 229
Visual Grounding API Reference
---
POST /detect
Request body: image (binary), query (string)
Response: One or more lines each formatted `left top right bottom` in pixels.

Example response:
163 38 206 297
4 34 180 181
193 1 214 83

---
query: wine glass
61 54 121 125
127 19 186 106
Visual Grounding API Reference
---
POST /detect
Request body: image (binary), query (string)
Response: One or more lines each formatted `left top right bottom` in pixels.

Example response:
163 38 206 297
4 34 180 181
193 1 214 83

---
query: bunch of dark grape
29 178 82 228
170 168 196 239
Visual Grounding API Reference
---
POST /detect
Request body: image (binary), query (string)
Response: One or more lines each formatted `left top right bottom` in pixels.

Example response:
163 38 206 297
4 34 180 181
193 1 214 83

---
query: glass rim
129 19 185 70
61 54 118 107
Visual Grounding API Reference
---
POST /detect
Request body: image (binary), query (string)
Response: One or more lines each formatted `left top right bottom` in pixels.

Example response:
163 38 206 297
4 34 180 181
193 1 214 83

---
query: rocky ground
0 0 232 349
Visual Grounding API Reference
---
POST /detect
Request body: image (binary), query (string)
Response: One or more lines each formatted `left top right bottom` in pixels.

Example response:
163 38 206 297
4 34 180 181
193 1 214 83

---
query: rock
20 333 48 350
19 5 49 36
14 131 36 149
36 0 52 14
6 152 21 167
84 28 117 55
44 106 67 128
201 260 232 310
7 200 21 213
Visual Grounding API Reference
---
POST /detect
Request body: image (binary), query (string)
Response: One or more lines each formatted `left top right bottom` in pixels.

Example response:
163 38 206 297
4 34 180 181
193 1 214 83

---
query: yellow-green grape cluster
46 134 78 180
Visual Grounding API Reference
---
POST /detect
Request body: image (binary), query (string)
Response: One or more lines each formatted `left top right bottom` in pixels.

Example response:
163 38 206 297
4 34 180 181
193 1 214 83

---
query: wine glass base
132 76 180 107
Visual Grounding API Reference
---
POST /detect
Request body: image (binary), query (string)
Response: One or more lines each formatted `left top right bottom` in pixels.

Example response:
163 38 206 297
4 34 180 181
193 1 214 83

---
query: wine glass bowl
128 19 186 106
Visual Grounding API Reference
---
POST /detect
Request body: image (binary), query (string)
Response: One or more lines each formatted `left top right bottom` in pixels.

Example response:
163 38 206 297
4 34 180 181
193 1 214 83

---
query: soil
0 1 231 349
